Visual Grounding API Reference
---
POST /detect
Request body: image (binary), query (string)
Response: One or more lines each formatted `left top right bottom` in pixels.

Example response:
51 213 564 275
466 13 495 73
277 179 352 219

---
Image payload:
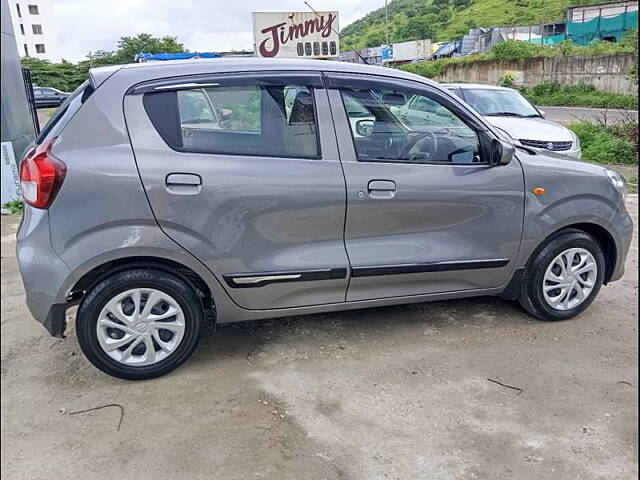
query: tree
452 0 472 8
113 33 185 63
404 17 437 41
21 33 187 91
21 57 85 91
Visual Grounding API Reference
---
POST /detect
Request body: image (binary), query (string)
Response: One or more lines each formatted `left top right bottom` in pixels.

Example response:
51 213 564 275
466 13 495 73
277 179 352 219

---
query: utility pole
385 0 389 45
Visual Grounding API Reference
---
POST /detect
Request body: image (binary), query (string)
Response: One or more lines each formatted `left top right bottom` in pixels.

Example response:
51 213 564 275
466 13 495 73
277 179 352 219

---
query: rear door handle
367 180 396 199
165 173 202 194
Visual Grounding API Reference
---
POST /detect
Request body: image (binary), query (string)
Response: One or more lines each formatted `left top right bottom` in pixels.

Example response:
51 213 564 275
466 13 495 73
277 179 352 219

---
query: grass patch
519 82 638 109
627 175 638 194
569 121 638 165
3 200 24 214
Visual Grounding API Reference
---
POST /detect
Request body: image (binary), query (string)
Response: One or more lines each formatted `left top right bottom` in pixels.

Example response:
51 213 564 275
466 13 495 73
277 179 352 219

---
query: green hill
340 0 603 50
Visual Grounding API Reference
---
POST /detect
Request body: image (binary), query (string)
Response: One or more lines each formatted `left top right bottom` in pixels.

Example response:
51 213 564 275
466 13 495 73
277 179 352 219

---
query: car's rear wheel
77 269 204 380
519 230 605 321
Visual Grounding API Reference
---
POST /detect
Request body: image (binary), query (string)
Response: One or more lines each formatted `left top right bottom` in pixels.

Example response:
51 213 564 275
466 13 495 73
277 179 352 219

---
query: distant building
6 0 58 61
567 0 638 44
567 0 638 23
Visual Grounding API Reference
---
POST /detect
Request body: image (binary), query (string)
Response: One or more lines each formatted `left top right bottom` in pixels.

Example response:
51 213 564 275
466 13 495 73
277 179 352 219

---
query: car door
42 88 57 105
33 88 44 106
124 72 349 310
325 73 524 301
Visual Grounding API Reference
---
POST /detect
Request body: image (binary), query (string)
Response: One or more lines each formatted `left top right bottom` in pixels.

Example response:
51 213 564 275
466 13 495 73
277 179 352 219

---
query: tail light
19 137 66 209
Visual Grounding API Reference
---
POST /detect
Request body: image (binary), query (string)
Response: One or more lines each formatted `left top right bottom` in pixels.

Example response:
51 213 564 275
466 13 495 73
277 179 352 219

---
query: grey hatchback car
17 59 633 379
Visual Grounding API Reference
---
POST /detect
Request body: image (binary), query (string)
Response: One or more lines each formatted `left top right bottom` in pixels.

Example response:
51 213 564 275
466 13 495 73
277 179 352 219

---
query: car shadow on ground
188 296 533 368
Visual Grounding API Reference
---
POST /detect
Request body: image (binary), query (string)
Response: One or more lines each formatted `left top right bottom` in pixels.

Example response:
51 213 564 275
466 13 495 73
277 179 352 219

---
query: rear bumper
42 304 67 337
16 207 72 337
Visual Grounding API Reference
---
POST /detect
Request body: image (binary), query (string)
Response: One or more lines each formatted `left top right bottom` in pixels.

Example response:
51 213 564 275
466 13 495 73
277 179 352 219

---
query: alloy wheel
542 248 598 311
96 288 186 366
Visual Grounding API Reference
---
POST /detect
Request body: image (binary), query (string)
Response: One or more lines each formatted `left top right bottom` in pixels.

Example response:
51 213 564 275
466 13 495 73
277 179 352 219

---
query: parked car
33 86 70 108
17 59 632 379
442 84 582 159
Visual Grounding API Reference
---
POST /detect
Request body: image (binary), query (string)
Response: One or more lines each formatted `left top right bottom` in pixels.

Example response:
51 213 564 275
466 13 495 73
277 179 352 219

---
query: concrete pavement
1 196 638 480
543 106 638 125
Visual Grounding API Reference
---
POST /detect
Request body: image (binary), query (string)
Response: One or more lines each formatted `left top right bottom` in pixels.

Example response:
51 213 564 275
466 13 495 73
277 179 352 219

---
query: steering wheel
401 131 438 162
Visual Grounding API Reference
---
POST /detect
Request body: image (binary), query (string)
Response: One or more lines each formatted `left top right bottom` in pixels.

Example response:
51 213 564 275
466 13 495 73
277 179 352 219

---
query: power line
304 1 371 64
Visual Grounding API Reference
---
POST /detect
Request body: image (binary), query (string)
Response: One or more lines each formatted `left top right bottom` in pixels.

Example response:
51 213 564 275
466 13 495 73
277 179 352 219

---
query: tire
76 269 204 380
519 230 605 321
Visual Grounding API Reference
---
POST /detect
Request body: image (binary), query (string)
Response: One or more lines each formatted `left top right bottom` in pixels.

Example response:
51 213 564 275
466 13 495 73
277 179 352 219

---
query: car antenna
303 1 371 65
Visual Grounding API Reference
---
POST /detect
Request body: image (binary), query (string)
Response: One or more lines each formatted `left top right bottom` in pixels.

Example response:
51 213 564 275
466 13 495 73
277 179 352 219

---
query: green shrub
520 82 638 109
491 40 546 60
401 59 447 78
570 121 637 165
500 74 515 87
3 200 24 214
400 30 639 90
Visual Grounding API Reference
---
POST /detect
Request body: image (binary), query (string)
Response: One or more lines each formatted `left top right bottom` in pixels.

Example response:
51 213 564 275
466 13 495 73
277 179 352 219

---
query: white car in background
442 84 582 159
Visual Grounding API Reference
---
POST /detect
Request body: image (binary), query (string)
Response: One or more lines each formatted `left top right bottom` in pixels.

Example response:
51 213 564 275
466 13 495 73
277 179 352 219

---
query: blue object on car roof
134 52 222 62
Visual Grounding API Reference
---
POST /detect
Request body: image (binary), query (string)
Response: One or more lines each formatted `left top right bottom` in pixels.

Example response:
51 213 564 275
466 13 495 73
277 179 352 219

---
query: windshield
462 89 540 117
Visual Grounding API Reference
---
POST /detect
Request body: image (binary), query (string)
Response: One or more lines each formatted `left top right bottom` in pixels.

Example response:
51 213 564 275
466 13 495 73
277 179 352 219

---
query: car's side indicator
533 187 546 196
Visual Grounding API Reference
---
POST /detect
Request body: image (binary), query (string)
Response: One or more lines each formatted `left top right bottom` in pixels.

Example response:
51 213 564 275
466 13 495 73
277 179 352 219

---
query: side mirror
355 119 375 137
491 139 515 166
537 109 545 118
219 108 232 121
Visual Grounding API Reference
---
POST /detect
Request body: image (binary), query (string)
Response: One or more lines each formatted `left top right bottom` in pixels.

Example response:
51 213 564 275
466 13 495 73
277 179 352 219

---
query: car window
177 89 218 128
34 88 43 95
146 83 319 159
463 89 540 117
343 94 371 118
36 80 94 145
204 86 261 133
340 87 482 164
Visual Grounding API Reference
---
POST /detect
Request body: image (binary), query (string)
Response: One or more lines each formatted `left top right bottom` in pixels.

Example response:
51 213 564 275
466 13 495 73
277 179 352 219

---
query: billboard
253 11 339 59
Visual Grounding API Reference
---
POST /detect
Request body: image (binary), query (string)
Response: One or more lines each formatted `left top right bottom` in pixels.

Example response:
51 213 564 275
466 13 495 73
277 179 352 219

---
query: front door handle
165 173 202 194
367 179 396 199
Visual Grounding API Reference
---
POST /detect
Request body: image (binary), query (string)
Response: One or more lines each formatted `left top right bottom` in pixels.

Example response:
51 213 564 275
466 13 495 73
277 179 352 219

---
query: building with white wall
6 0 58 61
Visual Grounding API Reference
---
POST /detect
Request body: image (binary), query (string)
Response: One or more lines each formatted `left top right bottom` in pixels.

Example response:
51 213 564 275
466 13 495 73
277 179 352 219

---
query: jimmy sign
253 12 339 59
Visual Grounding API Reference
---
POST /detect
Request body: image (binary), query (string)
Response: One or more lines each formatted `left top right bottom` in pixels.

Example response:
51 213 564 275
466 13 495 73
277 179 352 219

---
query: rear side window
144 82 320 159
36 81 94 144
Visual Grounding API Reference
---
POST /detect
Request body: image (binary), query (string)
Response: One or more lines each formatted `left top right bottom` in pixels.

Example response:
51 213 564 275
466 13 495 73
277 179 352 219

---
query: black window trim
136 71 324 161
324 72 495 167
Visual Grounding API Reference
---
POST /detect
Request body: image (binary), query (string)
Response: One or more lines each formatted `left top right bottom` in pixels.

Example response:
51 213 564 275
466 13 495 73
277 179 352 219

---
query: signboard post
253 11 339 59
1 142 21 210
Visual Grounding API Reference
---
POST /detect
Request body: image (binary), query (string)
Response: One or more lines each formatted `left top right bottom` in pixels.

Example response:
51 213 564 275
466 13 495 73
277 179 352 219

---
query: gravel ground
1 197 637 480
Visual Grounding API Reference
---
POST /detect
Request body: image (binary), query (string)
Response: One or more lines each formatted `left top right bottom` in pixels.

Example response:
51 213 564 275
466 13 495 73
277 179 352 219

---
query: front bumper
16 207 72 337
530 146 582 160
609 198 634 283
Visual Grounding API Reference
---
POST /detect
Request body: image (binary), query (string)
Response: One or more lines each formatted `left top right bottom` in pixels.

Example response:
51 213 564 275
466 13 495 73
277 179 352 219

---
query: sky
53 0 378 62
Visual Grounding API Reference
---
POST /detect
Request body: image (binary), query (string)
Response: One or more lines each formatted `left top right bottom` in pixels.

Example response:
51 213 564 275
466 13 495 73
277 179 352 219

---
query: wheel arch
69 256 216 322
562 223 617 284
531 222 617 284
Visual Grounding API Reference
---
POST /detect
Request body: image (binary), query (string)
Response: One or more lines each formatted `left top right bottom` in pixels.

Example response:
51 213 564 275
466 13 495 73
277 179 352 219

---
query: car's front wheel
519 230 605 321
76 269 204 380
